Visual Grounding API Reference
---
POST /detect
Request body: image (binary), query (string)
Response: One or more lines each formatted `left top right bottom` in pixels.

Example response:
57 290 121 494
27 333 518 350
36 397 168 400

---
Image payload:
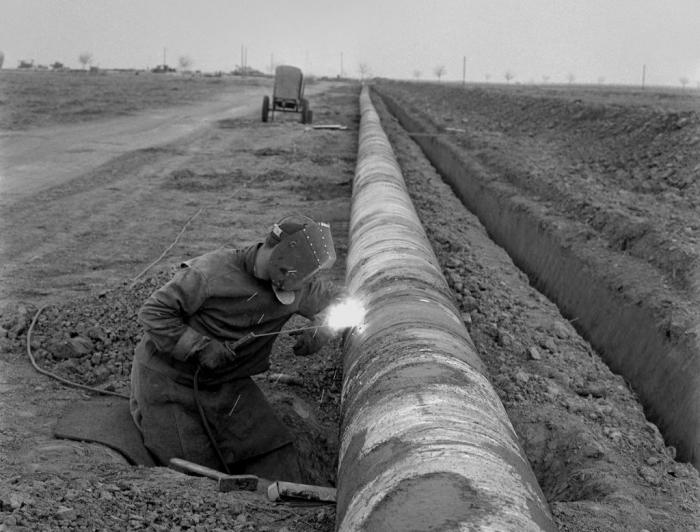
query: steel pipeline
335 86 556 531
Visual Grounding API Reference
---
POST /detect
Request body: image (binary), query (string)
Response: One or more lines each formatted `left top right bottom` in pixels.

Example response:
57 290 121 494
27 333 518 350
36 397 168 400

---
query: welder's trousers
129 339 301 481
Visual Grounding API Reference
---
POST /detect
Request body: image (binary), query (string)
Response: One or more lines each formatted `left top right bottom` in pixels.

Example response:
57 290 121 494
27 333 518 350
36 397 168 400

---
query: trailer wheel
262 96 270 122
300 99 311 124
304 109 313 124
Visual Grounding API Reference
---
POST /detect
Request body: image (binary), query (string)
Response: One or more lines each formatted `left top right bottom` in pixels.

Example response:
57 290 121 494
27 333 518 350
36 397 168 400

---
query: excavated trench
373 86 700 469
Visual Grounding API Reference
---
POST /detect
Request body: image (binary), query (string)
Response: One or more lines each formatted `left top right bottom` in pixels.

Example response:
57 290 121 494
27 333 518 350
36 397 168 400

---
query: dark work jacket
130 244 340 468
137 243 339 383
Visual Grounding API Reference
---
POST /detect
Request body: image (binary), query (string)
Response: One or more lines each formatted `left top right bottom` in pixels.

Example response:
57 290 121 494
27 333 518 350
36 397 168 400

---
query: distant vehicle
152 64 176 74
262 65 312 124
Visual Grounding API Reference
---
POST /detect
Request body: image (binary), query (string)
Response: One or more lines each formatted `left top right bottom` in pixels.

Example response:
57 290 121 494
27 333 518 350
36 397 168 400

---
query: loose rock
55 505 76 520
552 321 570 339
528 346 542 360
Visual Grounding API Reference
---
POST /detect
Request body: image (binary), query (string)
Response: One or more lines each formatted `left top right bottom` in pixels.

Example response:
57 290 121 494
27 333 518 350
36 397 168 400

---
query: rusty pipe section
335 85 555 531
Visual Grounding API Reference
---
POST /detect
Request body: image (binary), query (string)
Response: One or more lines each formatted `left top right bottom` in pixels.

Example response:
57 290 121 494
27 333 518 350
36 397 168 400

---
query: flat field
0 71 698 531
0 69 270 130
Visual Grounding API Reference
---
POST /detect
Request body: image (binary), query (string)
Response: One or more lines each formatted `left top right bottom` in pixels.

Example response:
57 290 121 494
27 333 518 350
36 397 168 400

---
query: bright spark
326 297 366 331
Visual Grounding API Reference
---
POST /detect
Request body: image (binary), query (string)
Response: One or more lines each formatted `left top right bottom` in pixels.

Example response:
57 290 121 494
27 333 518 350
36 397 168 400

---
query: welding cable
193 365 232 475
26 305 130 400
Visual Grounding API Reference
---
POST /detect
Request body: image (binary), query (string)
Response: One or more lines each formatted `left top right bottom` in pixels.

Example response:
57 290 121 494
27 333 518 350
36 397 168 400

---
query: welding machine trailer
262 65 312 124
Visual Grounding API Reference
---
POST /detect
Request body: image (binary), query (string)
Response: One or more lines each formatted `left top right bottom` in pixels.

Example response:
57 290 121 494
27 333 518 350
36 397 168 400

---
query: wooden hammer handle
169 458 259 492
169 457 226 480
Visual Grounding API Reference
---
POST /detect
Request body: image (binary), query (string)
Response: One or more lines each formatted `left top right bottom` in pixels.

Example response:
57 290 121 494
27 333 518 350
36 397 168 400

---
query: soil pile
377 82 699 302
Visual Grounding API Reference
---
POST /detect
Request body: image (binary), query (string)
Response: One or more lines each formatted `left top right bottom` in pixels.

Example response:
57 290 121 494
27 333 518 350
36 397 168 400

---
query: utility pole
462 56 466 87
340 52 344 78
641 64 646 90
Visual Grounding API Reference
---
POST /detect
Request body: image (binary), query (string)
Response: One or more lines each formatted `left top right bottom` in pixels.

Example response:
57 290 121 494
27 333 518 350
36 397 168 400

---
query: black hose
193 365 231 474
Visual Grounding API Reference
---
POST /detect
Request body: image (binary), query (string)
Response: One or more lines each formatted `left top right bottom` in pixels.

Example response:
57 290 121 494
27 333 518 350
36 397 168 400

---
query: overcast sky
1 0 698 87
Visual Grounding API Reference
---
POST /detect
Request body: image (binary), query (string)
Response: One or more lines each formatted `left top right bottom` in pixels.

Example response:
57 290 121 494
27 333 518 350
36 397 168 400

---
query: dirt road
0 89 261 201
0 82 332 306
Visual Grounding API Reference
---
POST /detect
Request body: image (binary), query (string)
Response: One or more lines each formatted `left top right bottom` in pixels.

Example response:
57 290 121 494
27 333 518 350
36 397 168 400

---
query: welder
129 215 343 482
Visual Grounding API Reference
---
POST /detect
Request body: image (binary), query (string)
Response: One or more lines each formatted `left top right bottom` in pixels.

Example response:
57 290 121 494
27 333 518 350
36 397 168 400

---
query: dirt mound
382 82 700 298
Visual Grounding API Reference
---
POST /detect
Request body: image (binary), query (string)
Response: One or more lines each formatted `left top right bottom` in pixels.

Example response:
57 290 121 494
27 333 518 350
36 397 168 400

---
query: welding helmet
267 216 336 304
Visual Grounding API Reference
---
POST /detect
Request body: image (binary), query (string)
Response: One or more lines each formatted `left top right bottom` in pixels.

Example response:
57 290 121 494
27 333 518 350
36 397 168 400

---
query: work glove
196 339 237 370
290 325 334 357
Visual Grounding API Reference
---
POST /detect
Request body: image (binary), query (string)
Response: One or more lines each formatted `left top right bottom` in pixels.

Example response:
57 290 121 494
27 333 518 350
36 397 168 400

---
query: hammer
169 457 259 492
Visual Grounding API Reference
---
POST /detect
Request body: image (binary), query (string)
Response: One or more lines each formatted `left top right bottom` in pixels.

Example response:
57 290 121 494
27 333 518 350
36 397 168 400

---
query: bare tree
0 51 4 69
567 73 575 84
433 65 446 81
680 76 689 89
542 75 550 83
413 69 422 80
178 55 193 71
358 62 372 81
597 76 605 85
78 52 93 70
504 70 514 83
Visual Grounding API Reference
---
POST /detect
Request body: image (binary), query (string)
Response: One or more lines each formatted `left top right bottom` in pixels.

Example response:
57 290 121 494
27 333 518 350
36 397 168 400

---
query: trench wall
375 87 700 469
335 86 556 531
